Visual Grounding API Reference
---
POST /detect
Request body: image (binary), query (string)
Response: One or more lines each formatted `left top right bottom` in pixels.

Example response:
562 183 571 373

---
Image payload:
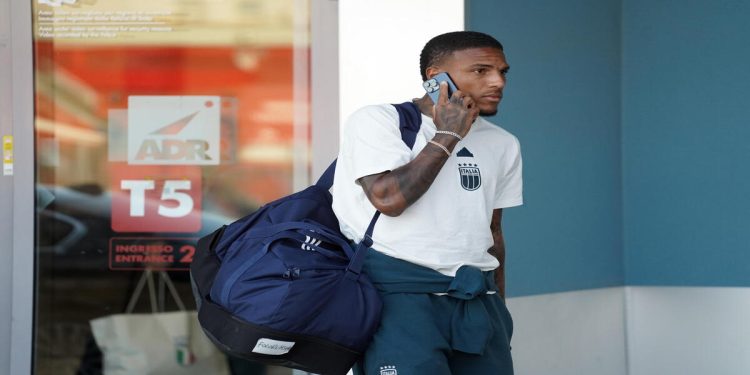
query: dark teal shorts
354 290 514 375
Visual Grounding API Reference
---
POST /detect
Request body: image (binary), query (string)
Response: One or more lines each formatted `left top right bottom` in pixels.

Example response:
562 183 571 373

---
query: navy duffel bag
190 102 422 375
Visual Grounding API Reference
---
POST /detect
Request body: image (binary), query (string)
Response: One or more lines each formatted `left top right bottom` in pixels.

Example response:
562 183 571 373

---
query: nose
488 70 506 90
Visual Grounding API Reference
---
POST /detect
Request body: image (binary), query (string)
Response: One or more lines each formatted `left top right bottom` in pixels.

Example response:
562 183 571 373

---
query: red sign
111 164 202 233
109 237 197 271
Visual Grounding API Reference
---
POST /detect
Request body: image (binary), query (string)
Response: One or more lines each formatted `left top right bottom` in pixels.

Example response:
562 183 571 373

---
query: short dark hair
419 31 504 81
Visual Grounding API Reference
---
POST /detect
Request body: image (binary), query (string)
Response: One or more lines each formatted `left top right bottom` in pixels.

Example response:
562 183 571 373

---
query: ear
425 66 442 80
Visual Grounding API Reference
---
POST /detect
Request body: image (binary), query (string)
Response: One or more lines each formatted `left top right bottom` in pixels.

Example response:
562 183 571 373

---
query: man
332 31 522 375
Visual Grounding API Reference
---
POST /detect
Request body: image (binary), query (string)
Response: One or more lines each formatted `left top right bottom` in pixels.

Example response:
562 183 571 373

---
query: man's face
429 47 509 116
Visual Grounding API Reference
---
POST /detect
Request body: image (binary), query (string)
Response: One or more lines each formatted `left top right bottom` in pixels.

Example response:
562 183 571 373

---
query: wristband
435 130 463 141
428 140 451 156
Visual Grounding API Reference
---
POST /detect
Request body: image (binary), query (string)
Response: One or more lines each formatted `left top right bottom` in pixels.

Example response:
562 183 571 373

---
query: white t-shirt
331 104 523 276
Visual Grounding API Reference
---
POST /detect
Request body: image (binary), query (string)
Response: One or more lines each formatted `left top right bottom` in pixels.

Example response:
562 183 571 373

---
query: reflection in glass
32 1 310 374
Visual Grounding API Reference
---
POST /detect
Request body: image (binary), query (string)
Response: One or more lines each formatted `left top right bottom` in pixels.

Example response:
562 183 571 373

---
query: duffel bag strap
315 160 337 189
345 210 380 278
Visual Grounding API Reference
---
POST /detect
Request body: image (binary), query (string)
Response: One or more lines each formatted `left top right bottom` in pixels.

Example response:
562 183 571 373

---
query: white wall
625 287 750 375
310 0 340 180
507 287 750 375
507 288 628 375
338 0 464 128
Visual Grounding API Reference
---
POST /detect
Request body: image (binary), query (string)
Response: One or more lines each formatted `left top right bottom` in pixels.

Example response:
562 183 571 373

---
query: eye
473 67 487 75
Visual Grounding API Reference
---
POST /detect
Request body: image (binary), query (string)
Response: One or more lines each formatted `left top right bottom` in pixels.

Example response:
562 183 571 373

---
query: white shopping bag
91 269 229 375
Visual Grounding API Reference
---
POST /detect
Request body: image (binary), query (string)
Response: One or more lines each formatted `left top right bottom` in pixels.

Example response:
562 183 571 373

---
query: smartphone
422 72 458 104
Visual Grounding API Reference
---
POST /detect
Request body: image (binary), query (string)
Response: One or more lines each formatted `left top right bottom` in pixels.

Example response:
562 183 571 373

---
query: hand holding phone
423 72 478 139
423 72 458 104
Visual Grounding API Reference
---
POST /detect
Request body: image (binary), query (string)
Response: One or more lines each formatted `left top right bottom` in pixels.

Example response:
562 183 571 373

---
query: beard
478 101 500 117
479 108 498 116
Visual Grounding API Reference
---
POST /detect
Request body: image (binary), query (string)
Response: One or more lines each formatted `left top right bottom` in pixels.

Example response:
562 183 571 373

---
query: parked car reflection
37 183 235 272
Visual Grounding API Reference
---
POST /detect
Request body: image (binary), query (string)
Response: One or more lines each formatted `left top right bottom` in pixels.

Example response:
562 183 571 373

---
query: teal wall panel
467 0 625 296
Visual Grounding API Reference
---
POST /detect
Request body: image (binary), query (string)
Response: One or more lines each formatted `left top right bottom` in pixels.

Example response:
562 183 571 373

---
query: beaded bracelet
435 130 463 141
428 140 451 156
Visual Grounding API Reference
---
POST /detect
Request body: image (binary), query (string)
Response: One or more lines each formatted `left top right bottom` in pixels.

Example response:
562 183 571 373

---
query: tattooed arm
358 82 479 216
488 208 506 298
358 133 457 216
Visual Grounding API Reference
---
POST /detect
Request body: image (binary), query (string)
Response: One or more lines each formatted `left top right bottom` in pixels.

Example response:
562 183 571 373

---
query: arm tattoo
395 143 452 204
358 135 456 216
435 105 467 134
358 95 472 215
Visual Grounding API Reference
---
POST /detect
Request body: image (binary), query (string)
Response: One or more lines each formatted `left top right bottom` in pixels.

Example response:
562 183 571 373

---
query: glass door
31 0 311 374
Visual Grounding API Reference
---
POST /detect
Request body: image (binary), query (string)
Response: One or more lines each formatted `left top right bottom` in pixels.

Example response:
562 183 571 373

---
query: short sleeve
341 105 413 182
494 135 523 208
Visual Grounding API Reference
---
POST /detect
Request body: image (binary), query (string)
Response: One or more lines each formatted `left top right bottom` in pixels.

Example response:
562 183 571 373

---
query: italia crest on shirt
458 163 481 191
456 147 481 191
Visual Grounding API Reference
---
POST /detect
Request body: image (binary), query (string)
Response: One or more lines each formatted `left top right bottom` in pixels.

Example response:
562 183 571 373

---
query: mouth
482 95 502 103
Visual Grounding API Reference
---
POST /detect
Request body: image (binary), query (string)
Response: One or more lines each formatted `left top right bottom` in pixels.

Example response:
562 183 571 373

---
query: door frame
1 0 35 373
